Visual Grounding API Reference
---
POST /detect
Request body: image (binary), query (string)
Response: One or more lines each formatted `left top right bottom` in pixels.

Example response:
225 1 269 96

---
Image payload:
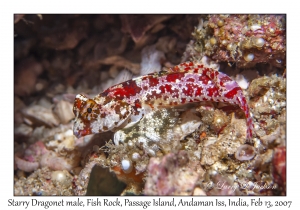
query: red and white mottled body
73 61 254 142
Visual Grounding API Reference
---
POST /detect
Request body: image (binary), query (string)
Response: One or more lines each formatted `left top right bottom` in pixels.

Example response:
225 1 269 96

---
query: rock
22 105 60 127
53 100 74 124
14 57 43 97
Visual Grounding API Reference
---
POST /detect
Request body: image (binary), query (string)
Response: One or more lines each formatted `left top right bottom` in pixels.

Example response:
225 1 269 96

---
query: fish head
73 94 132 138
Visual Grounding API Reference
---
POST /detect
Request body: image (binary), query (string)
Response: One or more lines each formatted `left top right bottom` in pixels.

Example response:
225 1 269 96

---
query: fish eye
80 99 100 121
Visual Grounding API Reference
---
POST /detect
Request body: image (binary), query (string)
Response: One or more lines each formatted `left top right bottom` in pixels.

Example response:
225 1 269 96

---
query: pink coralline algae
73 60 254 142
144 151 204 195
14 141 47 172
14 140 80 172
272 146 286 194
15 156 39 173
191 14 286 67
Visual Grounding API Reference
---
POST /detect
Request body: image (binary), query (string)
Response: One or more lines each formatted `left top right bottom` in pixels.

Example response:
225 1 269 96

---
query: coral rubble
187 15 286 68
